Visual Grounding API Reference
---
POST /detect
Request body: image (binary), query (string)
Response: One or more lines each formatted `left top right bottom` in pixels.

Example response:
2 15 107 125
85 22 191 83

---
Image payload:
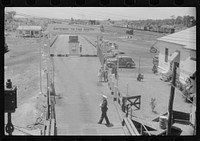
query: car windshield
122 57 132 62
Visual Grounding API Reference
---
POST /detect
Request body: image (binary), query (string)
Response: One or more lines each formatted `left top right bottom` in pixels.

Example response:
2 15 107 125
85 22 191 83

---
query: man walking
98 95 110 125
80 44 82 53
104 65 109 82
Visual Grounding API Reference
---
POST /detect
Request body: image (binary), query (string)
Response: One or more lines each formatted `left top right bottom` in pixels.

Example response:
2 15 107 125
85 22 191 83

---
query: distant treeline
112 15 196 34
115 15 196 28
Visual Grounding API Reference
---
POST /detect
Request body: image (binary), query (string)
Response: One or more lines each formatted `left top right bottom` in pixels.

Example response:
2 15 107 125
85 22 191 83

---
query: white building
16 26 42 37
154 26 196 85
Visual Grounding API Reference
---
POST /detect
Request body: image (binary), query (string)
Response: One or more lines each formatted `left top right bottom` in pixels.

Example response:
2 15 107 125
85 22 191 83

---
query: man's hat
102 95 107 99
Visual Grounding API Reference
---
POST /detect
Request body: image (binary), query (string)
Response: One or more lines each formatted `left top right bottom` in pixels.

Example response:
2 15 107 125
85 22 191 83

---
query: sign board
46 24 101 34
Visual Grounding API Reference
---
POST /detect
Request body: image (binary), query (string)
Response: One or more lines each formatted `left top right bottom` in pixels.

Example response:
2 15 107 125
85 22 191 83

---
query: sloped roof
17 26 42 31
157 26 196 50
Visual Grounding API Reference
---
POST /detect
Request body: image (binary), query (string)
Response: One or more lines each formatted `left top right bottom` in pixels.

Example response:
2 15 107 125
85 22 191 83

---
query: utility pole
139 56 141 74
167 62 178 135
37 38 43 94
117 55 119 87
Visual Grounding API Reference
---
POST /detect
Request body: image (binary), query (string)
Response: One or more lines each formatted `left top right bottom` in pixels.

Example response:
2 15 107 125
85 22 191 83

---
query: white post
117 55 119 87
139 56 141 74
127 83 128 96
37 37 43 94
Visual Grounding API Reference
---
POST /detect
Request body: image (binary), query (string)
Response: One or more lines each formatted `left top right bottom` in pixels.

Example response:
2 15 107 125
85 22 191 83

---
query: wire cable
170 83 196 106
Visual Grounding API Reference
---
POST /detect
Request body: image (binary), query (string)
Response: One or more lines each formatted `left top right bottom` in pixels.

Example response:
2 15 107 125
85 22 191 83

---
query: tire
126 64 132 68
107 63 112 68
150 47 157 53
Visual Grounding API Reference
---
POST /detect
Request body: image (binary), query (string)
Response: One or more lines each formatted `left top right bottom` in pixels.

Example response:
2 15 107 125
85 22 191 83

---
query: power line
170 83 196 106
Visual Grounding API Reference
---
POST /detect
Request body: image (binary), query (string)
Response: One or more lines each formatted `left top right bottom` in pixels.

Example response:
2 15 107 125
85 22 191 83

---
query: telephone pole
166 62 178 135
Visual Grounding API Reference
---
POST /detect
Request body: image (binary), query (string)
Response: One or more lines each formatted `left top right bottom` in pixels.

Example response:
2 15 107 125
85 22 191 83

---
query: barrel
159 116 168 129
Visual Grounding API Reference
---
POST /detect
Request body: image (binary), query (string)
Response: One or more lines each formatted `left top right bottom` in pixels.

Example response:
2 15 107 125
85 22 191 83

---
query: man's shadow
104 123 114 127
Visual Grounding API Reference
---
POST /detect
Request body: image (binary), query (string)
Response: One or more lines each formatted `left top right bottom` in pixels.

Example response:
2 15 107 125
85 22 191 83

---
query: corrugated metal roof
17 26 42 31
157 26 196 50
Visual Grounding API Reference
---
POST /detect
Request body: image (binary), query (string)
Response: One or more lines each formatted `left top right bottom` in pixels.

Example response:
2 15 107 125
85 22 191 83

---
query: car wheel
126 64 132 68
107 64 112 68
150 47 157 53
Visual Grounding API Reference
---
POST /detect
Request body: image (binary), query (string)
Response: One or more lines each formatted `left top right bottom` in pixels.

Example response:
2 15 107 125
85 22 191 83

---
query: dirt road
51 35 125 135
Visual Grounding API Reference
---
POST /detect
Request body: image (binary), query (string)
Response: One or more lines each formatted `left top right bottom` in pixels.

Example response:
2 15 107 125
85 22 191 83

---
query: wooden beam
167 62 178 135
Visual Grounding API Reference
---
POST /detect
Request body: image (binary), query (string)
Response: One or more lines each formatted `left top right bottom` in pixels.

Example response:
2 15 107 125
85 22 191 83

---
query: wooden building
154 26 196 85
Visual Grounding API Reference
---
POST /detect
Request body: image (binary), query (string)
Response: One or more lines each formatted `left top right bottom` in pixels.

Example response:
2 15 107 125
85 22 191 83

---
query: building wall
155 40 196 85
69 42 80 56
154 40 183 73
179 49 196 84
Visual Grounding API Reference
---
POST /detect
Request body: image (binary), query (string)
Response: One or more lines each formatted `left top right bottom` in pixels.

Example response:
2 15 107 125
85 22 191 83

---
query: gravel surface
4 32 47 135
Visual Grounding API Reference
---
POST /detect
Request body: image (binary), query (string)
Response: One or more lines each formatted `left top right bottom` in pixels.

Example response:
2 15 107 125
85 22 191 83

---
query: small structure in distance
16 26 42 38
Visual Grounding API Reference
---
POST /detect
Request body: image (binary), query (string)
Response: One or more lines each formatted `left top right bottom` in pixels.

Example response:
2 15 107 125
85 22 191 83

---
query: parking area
117 69 192 120
86 34 193 122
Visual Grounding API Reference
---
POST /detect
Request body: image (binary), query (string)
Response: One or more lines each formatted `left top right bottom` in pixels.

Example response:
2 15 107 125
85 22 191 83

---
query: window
165 48 168 62
34 31 39 35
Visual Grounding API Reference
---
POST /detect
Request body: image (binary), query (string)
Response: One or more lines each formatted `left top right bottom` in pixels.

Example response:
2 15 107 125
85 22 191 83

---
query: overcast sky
5 7 196 20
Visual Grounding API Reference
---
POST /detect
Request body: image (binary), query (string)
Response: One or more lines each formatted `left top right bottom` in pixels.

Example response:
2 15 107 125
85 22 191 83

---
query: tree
5 11 16 23
183 15 190 27
176 16 183 25
188 16 196 27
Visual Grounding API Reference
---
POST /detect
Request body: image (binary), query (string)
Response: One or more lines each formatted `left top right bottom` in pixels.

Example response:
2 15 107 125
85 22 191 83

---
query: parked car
111 49 125 56
106 56 136 68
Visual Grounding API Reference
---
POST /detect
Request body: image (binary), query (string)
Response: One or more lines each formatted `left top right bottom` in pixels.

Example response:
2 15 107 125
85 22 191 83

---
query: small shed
16 26 42 37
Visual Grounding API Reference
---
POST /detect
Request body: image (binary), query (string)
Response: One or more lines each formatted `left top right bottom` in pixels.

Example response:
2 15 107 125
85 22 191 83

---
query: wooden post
37 38 43 94
139 56 141 74
166 62 178 135
140 124 143 134
52 58 54 84
97 36 99 57
46 73 49 120
117 56 119 86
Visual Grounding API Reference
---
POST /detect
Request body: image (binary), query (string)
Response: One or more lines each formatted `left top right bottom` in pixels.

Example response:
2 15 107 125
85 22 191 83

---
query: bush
150 98 157 114
4 43 9 53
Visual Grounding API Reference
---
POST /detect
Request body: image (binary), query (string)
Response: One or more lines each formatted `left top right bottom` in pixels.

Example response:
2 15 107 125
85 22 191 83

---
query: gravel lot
84 32 193 121
4 32 47 135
